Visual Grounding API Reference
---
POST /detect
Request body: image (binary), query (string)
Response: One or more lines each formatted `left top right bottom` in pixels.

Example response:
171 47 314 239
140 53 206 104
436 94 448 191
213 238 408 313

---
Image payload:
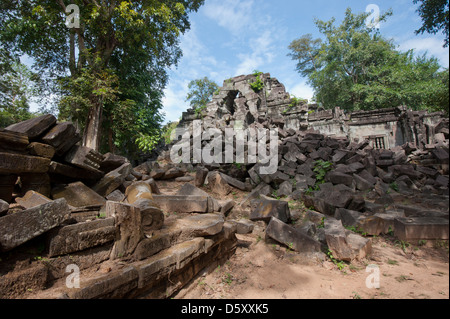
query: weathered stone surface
346 232 372 261
48 218 116 257
195 166 209 187
334 208 363 228
177 183 219 213
0 129 29 152
207 171 231 196
277 180 293 197
20 173 51 197
106 201 144 259
324 218 354 261
26 142 55 159
161 167 185 180
0 199 8 215
0 263 49 299
41 122 81 156
394 217 449 241
219 199 235 215
68 266 139 299
327 171 354 187
106 189 125 202
134 228 183 261
0 152 50 174
64 145 105 172
250 198 290 223
234 219 255 234
52 182 106 208
152 195 209 214
48 161 104 182
100 153 129 173
266 217 322 253
0 198 70 252
220 172 251 191
175 214 224 237
6 114 56 139
92 162 132 197
132 199 164 233
15 190 51 209
175 175 194 182
125 181 153 205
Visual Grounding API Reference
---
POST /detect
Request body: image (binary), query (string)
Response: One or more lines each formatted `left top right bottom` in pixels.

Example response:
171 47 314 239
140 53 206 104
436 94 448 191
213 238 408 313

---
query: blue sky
161 0 449 123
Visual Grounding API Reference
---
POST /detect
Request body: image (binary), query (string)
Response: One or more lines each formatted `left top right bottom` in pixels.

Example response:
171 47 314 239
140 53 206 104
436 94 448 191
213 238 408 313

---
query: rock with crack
250 198 290 223
266 217 322 253
52 182 106 208
92 162 132 197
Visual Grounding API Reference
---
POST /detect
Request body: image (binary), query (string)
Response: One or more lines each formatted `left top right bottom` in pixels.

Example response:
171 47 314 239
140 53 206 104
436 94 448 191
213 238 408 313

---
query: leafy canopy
288 8 449 113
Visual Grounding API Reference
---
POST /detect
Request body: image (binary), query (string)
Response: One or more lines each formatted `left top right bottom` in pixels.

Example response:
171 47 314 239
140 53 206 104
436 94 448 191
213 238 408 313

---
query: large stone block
0 129 29 152
250 198 290 223
27 142 55 159
266 217 321 253
92 162 132 197
152 195 209 214
106 201 144 259
0 198 70 252
394 217 449 241
52 182 106 208
47 217 116 257
0 152 50 174
15 190 51 209
41 121 81 156
132 199 164 233
6 114 56 139
48 161 104 182
64 145 105 173
125 181 153 205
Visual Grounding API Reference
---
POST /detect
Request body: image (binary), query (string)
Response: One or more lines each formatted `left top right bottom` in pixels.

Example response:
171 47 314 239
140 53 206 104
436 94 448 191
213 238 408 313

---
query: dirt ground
174 230 449 300
157 176 449 300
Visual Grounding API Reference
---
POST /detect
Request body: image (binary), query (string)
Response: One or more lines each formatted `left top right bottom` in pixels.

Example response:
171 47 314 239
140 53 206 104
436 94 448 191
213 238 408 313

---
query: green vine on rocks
249 70 264 93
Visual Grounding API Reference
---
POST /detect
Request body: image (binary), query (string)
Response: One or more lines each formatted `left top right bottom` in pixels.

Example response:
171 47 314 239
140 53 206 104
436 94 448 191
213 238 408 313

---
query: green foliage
0 0 205 155
284 94 308 113
389 182 399 192
186 77 219 113
413 0 449 47
288 8 449 113
249 70 264 93
0 53 39 127
326 249 346 271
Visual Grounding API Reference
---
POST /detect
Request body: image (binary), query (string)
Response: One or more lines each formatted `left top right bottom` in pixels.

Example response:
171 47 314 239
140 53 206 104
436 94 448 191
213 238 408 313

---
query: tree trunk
82 102 103 151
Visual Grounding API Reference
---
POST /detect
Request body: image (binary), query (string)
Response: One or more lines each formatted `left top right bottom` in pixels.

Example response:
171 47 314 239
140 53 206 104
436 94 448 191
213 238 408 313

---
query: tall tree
185 77 219 112
413 0 449 47
0 0 204 152
288 8 449 113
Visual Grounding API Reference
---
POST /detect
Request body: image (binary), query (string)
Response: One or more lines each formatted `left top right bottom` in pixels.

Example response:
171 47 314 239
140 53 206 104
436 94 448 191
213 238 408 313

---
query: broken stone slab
0 152 50 174
15 190 51 209
207 171 231 196
175 175 194 182
234 219 255 234
67 266 139 299
266 217 322 253
161 167 185 180
277 180 293 197
177 183 220 213
41 121 81 156
92 162 132 197
105 201 144 260
334 208 364 228
47 217 116 257
20 173 51 197
250 198 290 223
175 214 224 238
219 172 251 191
312 188 354 216
0 198 70 252
152 195 209 214
26 142 55 159
0 129 29 152
64 145 105 172
327 171 354 187
394 217 449 241
52 182 106 208
219 199 235 215
324 218 354 262
100 153 129 173
195 166 209 187
6 114 57 139
134 237 206 290
353 174 374 191
48 161 104 182
346 232 372 261
132 199 164 233
105 189 125 202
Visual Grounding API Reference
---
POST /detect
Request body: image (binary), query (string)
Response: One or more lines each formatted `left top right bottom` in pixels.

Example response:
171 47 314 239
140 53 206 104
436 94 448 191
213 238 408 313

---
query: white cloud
203 0 255 36
162 79 190 124
288 82 315 102
235 30 276 75
398 37 449 68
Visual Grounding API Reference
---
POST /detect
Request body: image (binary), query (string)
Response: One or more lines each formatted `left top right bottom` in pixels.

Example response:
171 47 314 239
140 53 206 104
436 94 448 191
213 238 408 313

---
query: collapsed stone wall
0 115 243 299
179 73 448 152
